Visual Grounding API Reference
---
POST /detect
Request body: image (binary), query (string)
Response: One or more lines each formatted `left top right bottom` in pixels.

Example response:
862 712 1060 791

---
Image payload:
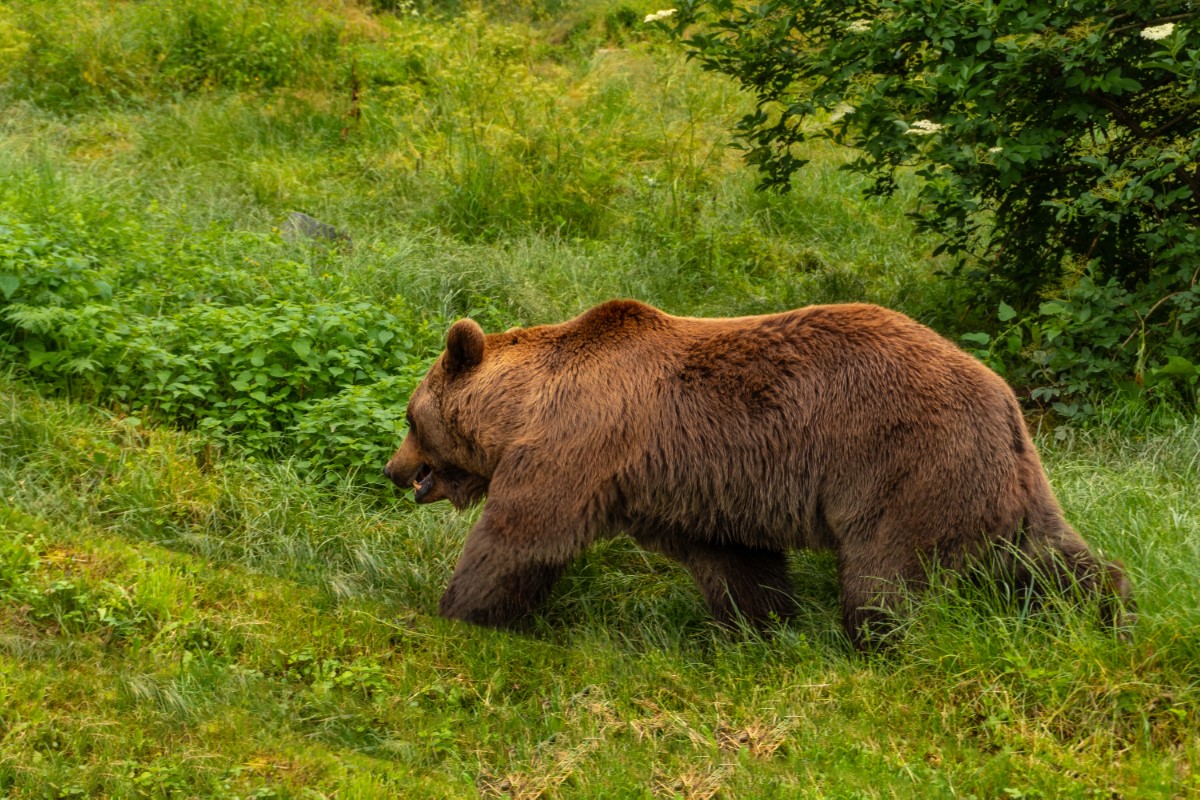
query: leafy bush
668 0 1199 411
669 0 1198 298
0 211 436 483
293 375 419 485
963 265 1200 417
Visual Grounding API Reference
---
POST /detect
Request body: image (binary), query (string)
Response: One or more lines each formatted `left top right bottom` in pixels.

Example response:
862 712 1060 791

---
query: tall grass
0 0 942 317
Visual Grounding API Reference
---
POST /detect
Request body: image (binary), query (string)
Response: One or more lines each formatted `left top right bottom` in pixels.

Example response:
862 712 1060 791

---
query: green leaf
0 274 19 300
1038 301 1065 315
998 301 1017 322
293 339 312 359
1153 356 1197 378
961 332 991 346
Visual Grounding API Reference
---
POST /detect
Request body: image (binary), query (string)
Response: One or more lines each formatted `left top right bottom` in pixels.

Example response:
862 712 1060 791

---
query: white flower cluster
905 119 944 136
846 20 872 34
829 103 855 122
644 8 676 23
1141 23 1176 40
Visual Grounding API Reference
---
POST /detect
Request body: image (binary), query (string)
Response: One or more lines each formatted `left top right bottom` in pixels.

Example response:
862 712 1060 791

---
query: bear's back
560 302 1030 552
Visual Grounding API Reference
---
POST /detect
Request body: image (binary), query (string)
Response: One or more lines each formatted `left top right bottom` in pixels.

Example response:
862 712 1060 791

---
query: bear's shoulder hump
568 299 668 337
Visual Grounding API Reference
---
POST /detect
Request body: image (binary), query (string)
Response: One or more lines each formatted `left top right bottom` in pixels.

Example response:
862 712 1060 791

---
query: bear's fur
385 300 1132 647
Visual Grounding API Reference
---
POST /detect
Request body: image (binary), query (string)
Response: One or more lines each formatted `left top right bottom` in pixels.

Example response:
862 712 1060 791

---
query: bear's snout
385 434 424 488
384 440 443 503
384 458 416 489
384 454 414 489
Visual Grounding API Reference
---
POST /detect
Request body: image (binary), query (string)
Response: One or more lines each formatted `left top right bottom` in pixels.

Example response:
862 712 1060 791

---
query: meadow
0 1 1197 797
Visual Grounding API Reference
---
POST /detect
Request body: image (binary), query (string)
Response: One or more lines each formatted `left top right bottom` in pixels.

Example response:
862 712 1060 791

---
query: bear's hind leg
1015 533 1136 632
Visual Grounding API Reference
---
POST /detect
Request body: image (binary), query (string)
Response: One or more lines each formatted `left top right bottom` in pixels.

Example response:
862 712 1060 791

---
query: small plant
278 649 391 699
0 532 157 644
0 528 41 603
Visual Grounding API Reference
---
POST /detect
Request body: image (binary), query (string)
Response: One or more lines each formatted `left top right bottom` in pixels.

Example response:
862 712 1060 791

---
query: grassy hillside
3 383 1198 797
1 1 1198 797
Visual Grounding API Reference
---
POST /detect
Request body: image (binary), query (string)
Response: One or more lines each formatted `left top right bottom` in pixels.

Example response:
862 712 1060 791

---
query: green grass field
1 1 1198 797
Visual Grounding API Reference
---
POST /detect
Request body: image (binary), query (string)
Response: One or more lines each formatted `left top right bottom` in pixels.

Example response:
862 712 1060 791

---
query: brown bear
384 300 1132 648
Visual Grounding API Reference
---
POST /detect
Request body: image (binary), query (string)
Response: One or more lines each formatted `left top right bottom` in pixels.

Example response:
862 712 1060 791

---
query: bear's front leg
438 499 591 628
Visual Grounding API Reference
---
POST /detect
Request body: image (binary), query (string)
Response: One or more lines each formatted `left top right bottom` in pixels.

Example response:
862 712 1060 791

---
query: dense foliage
0 208 432 483
668 0 1200 413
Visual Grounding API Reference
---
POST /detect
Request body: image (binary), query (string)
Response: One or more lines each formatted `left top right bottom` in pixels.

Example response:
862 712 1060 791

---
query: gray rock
281 212 351 246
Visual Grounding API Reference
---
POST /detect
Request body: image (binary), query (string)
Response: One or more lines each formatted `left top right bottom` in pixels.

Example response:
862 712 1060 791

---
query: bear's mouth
412 464 435 502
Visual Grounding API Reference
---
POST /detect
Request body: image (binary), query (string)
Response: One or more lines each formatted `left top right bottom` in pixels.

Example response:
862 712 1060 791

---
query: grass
2 383 1198 798
1 0 1198 797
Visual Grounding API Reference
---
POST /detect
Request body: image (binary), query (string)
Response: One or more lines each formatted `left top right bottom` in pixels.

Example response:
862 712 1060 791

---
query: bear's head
384 318 525 509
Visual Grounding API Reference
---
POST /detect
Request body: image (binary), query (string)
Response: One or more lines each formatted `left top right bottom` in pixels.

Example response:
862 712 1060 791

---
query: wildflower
1140 23 1175 40
987 146 1003 154
644 8 676 23
846 20 872 34
905 119 944 136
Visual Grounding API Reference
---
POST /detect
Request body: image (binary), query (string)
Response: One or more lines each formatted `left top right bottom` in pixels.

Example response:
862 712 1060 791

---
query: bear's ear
444 318 485 374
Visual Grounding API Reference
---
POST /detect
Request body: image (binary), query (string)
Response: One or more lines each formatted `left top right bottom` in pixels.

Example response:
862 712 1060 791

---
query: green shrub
0 210 437 483
670 0 1198 299
293 374 423 485
0 220 113 308
963 266 1200 417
